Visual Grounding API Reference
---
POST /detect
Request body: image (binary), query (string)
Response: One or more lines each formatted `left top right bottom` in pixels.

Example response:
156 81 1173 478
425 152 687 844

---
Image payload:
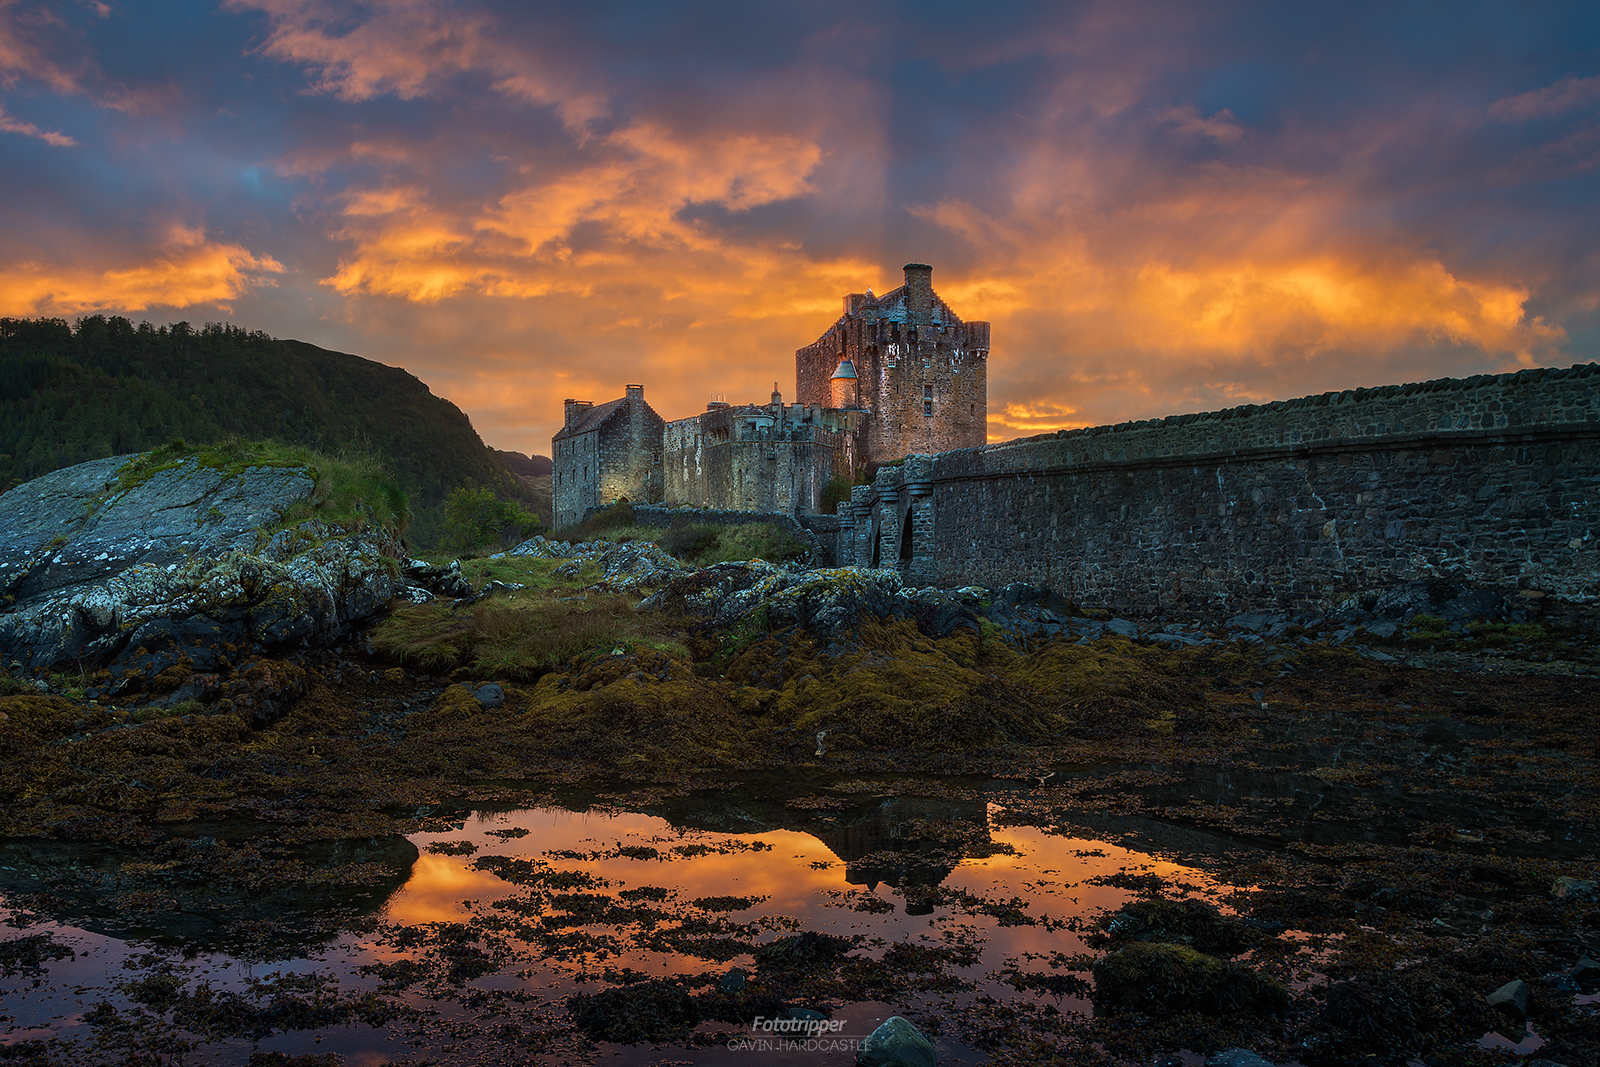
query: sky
2 1 1598 456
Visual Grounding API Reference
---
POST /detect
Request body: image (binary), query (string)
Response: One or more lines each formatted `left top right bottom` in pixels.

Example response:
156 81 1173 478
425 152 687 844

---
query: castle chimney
903 263 933 324
564 398 592 427
625 385 646 458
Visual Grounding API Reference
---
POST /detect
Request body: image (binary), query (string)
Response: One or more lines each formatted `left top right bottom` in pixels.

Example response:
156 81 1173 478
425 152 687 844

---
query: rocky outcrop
0 453 408 679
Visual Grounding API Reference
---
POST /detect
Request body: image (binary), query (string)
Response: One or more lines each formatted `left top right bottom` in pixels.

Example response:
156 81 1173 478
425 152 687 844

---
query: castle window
923 401 933 416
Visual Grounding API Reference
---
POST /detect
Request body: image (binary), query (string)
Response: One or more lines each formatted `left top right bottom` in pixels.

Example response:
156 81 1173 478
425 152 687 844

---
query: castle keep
555 264 989 527
554 268 1596 617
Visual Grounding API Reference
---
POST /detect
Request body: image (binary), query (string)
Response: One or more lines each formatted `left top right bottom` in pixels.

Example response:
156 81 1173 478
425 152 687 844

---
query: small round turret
830 359 859 409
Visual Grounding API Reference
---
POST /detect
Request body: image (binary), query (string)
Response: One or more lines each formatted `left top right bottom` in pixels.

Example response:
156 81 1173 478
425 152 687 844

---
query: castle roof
831 359 858 380
552 397 627 441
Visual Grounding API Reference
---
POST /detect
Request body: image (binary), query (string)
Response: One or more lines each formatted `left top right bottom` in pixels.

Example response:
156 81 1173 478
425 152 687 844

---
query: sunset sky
3 1 1597 456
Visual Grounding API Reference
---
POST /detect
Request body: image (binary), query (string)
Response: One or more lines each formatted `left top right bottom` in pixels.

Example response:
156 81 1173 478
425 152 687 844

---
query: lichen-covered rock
641 562 981 643
0 453 402 679
594 540 689 592
505 535 611 560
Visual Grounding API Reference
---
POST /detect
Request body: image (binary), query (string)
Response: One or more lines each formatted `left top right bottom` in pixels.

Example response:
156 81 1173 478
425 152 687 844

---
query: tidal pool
0 782 1249 1065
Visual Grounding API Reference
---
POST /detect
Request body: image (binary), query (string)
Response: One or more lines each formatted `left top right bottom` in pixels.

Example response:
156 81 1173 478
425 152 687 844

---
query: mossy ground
3 562 1600 1064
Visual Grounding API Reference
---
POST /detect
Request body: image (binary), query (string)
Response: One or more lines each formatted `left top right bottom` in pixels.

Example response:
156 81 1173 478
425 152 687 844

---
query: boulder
0 453 404 679
1374 579 1507 624
642 562 988 643
595 541 690 592
1552 876 1598 901
1486 978 1529 1021
856 1016 936 1067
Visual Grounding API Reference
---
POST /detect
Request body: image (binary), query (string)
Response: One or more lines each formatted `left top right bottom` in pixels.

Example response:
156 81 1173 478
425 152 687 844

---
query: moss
103 437 410 540
1092 942 1290 1015
514 646 751 766
1088 898 1254 956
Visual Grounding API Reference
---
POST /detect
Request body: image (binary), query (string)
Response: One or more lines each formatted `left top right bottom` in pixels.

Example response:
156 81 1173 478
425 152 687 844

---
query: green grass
1466 621 1552 645
370 555 687 680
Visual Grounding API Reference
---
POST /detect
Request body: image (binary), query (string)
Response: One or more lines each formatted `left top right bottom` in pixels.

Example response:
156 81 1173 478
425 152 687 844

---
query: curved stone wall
838 363 1600 614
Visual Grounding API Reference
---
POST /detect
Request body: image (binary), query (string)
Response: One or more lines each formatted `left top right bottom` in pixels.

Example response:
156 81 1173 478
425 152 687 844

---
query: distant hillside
0 315 532 548
494 449 552 477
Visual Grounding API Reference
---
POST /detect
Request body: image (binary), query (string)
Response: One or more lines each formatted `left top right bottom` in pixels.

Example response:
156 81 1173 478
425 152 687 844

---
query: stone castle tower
555 263 989 527
795 263 990 465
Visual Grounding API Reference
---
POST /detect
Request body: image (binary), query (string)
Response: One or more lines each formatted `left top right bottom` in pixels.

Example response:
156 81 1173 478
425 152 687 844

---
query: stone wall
664 402 856 514
552 431 600 531
837 364 1600 614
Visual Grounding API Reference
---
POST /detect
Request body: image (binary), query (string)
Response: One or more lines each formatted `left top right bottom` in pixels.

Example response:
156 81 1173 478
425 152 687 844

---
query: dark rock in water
474 683 505 709
1486 978 1530 1021
1571 955 1600 987
780 1006 828 1022
753 930 853 976
1093 898 1254 957
1091 942 1289 1016
0 453 403 679
567 979 700 1044
717 967 748 993
856 1016 936 1067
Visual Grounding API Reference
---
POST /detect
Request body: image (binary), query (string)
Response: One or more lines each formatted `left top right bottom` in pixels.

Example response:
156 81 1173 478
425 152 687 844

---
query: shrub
659 520 720 561
705 523 808 565
562 500 635 540
820 475 854 513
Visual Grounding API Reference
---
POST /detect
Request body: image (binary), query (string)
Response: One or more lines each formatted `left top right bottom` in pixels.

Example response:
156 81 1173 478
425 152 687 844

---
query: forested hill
0 315 531 547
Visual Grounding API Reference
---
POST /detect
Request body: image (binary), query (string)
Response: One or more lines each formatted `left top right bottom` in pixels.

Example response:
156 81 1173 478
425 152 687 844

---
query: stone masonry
558 264 988 527
552 385 665 530
838 364 1600 614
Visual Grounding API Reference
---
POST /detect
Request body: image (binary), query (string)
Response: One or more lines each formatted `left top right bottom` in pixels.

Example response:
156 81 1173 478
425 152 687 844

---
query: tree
442 486 542 551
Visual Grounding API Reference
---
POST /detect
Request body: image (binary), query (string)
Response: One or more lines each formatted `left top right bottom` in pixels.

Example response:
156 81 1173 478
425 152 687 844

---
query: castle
552 263 990 529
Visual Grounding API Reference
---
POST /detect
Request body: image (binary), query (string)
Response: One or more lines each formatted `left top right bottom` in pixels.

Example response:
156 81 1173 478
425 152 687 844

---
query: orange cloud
321 122 824 308
233 0 607 128
0 226 285 316
0 103 73 145
1489 74 1600 122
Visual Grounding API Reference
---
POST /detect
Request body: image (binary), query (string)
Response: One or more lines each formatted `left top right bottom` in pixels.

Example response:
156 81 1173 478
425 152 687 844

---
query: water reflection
0 833 417 947
0 787 1222 1064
